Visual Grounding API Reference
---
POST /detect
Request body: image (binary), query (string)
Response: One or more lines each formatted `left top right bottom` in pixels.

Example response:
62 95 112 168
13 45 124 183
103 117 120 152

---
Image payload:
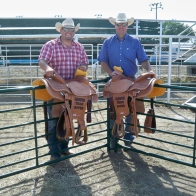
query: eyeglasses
115 23 128 27
62 27 75 32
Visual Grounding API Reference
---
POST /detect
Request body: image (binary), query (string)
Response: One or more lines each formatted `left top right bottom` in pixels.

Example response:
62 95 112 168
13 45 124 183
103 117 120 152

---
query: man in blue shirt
98 13 153 150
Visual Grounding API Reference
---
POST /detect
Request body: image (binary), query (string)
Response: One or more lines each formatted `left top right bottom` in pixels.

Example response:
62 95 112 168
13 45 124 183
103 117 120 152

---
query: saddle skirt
128 73 157 97
103 72 156 138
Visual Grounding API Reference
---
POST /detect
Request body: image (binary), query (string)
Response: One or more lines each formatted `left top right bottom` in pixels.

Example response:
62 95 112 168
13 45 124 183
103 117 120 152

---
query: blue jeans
47 100 69 158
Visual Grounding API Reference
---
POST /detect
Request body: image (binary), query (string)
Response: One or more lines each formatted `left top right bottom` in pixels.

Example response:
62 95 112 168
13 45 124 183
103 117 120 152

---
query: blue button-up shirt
97 34 148 76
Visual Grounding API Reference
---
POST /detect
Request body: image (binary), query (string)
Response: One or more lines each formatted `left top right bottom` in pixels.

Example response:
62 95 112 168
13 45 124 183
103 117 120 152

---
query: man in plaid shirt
39 18 88 161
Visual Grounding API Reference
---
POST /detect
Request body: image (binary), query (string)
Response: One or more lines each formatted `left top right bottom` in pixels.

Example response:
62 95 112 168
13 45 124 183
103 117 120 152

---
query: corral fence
0 79 196 179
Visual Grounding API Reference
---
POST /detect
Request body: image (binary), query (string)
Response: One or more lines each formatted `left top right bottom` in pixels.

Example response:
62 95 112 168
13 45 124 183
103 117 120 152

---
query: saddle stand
103 72 156 138
42 74 98 145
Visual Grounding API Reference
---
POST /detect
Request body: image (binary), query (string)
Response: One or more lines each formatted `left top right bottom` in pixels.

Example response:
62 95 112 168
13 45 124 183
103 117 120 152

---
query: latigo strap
144 98 156 133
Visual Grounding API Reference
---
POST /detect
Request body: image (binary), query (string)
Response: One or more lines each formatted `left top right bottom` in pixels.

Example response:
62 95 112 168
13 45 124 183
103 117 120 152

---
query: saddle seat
104 74 134 93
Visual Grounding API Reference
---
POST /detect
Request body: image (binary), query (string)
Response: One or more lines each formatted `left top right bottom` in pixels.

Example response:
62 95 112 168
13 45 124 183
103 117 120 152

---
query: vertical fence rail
193 114 196 166
32 88 39 166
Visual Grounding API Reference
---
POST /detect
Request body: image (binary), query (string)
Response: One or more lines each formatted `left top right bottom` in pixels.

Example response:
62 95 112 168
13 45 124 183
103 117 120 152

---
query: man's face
60 27 75 40
115 22 128 37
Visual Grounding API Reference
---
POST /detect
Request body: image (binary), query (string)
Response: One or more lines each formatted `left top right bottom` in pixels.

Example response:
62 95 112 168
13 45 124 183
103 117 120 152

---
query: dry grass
0 102 196 195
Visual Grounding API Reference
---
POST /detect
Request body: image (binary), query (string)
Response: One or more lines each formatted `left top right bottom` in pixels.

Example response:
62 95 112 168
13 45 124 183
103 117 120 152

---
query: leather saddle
41 74 98 145
103 72 156 138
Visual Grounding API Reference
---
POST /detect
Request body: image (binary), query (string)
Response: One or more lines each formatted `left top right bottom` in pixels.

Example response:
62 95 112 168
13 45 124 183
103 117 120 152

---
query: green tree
162 21 195 43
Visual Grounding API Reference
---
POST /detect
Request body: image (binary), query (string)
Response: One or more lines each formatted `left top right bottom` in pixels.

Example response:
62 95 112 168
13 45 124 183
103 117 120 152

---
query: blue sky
0 0 196 22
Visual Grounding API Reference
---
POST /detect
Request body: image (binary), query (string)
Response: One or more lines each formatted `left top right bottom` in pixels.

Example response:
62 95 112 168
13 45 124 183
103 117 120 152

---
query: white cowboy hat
109 13 134 26
55 18 80 32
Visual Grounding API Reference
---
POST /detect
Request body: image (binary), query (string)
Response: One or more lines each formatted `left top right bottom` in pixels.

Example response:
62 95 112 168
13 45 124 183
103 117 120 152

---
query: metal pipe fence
0 80 108 179
0 80 196 179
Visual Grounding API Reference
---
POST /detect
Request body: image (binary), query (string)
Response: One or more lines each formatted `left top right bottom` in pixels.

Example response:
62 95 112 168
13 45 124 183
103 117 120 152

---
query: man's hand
77 65 87 72
45 67 57 78
110 70 123 76
39 59 57 78
148 70 155 74
147 70 156 79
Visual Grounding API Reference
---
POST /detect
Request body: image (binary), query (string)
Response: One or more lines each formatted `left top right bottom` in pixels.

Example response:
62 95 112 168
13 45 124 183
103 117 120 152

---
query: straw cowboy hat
109 13 134 26
55 18 80 32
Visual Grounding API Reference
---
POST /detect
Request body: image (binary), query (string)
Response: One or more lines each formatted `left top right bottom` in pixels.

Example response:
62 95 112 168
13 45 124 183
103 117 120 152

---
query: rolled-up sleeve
39 42 53 63
135 39 149 64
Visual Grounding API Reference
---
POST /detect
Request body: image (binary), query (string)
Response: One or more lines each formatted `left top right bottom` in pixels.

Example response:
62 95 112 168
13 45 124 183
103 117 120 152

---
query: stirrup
75 126 88 145
112 120 125 138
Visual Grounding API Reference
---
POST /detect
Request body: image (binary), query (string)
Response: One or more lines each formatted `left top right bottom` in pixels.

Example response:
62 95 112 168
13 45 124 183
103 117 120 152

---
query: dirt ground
0 101 196 196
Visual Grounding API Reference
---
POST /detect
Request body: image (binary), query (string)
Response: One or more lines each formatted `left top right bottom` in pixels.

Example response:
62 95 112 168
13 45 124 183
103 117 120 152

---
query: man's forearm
39 59 56 77
39 59 50 71
100 62 113 76
141 60 152 72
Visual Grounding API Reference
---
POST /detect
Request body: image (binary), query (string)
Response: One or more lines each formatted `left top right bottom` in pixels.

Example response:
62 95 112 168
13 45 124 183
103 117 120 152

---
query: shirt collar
57 37 61 44
57 37 76 46
115 33 128 41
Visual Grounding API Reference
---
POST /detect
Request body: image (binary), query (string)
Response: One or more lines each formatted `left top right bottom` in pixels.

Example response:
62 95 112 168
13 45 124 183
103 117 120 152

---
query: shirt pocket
124 48 136 61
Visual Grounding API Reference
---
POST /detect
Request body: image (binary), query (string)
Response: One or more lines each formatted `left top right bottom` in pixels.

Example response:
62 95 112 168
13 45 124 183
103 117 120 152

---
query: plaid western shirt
39 37 88 80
